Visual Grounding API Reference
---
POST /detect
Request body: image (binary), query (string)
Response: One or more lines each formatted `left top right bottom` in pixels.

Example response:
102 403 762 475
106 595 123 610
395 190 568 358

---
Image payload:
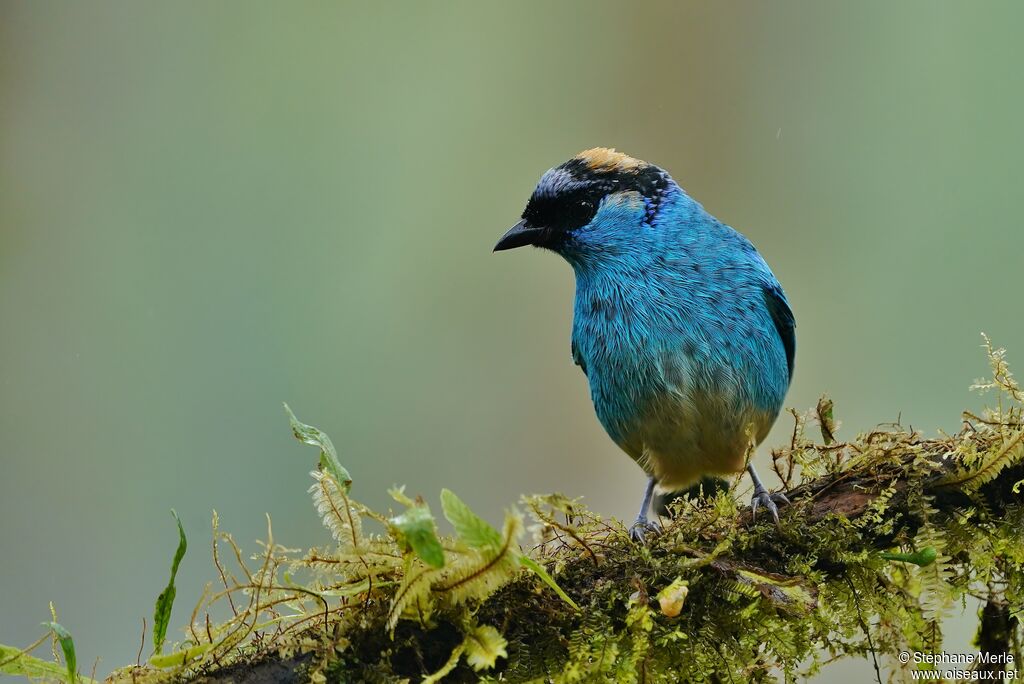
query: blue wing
571 338 587 376
762 283 795 383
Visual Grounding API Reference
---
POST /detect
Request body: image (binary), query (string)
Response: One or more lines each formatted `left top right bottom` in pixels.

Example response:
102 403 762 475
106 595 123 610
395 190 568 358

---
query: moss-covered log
4 340 1022 683
183 419 1023 683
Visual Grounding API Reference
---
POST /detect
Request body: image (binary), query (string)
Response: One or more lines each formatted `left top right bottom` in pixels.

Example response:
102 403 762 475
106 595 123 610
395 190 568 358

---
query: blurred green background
2 2 1021 680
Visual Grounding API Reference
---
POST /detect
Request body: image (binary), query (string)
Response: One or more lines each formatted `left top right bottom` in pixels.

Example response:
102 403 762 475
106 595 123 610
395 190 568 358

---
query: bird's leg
629 476 662 543
748 463 790 525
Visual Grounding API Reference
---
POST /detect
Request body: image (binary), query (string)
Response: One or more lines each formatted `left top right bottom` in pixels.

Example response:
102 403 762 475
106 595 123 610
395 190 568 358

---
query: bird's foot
750 487 790 525
628 516 661 544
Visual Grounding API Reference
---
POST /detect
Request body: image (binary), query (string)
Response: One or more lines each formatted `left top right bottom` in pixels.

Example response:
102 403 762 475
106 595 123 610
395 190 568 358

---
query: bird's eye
565 197 599 229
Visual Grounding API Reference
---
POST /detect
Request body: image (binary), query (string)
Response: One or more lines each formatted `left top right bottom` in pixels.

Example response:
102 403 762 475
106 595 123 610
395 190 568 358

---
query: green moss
5 337 1023 683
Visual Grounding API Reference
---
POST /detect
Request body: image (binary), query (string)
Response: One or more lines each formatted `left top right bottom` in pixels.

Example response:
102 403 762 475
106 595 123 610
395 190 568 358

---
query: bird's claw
750 487 790 525
628 517 661 544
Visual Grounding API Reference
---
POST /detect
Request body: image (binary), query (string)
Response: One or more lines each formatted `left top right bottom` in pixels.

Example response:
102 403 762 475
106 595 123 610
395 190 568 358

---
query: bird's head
494 148 674 262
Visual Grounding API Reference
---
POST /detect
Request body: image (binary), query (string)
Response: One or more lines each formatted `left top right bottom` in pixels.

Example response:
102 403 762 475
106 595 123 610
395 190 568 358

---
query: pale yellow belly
618 393 773 490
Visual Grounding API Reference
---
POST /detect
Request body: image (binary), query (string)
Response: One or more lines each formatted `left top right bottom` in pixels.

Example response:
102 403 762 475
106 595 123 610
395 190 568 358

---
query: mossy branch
176 419 1022 683
4 338 1022 683
184 339 1024 682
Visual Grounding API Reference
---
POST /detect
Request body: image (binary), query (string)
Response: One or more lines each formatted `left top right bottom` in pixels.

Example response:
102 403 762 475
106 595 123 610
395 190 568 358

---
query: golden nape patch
575 147 646 173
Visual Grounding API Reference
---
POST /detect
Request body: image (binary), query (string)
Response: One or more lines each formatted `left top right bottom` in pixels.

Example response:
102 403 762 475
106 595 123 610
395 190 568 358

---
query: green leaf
520 556 580 611
42 622 76 684
881 547 937 567
149 642 214 669
390 503 445 568
816 395 836 445
284 403 352 493
463 624 508 671
153 509 187 655
1 643 94 683
440 488 502 552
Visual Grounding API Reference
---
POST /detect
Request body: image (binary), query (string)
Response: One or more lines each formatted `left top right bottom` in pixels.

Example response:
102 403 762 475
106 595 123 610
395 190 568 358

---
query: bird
494 148 795 542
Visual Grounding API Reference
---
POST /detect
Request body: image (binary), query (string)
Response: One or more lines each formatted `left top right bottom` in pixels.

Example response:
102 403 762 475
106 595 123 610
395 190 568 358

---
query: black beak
493 219 547 252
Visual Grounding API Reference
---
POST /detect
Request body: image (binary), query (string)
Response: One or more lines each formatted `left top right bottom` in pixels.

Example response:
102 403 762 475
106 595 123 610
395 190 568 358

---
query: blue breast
562 187 793 458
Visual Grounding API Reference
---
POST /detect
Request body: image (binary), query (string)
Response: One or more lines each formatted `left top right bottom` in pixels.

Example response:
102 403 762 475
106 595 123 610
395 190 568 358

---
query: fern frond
913 523 954 629
435 509 523 606
718 577 763 601
972 334 1023 403
308 470 362 549
386 561 441 632
937 429 1024 492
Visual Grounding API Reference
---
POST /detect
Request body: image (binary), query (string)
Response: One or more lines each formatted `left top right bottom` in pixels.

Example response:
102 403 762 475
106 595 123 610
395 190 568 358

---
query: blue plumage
496 148 794 539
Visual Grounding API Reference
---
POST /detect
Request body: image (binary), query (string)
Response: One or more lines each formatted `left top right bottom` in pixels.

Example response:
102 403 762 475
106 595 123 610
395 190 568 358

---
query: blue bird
495 148 795 541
